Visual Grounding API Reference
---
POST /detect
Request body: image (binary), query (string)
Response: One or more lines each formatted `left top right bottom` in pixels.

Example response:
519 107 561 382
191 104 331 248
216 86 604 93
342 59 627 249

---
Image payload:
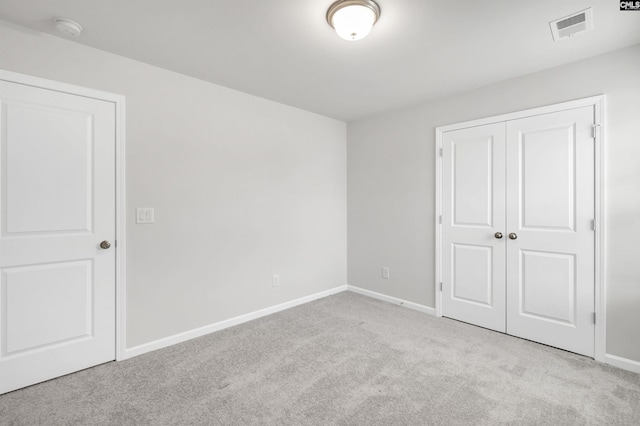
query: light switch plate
136 208 154 224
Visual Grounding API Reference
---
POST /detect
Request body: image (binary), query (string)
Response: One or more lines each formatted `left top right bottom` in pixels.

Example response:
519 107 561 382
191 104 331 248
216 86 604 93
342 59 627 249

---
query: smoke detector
549 8 593 41
53 18 83 37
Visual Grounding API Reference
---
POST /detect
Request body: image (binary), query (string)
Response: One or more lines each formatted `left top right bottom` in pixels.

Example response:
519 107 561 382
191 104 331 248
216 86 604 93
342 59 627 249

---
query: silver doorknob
100 240 111 249
508 233 518 240
494 232 503 239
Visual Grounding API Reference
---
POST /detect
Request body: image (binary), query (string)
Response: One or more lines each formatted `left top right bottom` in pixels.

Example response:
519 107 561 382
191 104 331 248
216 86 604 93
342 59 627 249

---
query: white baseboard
605 354 640 374
123 284 633 372
123 285 348 360
347 285 436 316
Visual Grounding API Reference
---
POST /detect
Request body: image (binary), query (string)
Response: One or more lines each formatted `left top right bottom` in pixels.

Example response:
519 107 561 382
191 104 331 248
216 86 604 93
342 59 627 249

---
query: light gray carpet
1 291 639 425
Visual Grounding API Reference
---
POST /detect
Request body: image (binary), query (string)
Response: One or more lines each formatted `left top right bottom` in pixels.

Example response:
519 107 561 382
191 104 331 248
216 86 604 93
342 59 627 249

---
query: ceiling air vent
549 8 593 41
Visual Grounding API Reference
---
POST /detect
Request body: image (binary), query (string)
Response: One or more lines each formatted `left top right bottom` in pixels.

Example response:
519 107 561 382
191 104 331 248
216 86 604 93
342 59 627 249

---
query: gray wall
348 44 640 362
0 22 347 348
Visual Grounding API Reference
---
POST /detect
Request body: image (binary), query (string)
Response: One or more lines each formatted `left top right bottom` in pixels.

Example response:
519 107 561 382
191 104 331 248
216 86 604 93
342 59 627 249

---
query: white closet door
0 80 116 394
505 106 595 357
441 123 506 332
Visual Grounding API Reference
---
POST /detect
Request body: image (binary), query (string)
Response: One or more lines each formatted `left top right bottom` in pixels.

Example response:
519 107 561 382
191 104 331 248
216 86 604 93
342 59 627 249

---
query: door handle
508 233 518 240
100 240 111 249
494 232 503 239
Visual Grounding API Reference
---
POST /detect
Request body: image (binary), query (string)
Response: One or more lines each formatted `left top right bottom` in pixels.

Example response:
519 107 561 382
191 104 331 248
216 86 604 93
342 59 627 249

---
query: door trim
0 69 127 362
435 95 606 362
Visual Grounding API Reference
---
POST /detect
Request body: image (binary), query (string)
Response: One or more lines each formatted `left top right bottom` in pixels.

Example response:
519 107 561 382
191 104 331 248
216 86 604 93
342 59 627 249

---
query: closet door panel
505 106 595 357
441 123 506 332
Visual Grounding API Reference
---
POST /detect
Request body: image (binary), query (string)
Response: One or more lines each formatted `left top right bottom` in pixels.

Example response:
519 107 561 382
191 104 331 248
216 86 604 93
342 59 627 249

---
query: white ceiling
1 1 639 121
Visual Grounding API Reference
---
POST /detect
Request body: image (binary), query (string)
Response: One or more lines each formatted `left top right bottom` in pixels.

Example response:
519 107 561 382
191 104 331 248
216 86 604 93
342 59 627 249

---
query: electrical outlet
272 274 280 287
382 267 390 279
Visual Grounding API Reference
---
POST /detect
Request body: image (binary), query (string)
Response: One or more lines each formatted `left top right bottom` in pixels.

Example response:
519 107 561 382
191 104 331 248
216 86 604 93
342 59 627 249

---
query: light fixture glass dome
327 0 381 41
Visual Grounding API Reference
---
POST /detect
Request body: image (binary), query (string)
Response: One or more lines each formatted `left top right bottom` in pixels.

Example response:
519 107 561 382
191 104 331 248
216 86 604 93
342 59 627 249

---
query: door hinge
592 124 600 139
439 215 442 224
439 282 443 292
439 147 443 157
592 312 596 324
114 240 118 248
592 219 596 231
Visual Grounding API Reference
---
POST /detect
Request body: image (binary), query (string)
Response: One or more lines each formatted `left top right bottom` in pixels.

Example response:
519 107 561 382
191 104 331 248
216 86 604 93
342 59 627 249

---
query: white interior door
0 80 116 394
441 122 506 333
505 107 595 357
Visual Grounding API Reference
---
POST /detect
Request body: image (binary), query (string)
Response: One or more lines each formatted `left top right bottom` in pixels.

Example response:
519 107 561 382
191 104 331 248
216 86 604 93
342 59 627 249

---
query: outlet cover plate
382 267 390 279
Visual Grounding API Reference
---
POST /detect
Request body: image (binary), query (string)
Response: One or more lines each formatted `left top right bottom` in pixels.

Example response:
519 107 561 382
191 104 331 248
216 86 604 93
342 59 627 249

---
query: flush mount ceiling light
326 0 381 41
53 18 83 36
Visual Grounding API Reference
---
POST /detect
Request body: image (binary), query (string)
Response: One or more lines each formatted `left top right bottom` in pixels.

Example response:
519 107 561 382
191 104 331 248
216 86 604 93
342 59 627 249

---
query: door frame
0 69 128 362
435 95 606 361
